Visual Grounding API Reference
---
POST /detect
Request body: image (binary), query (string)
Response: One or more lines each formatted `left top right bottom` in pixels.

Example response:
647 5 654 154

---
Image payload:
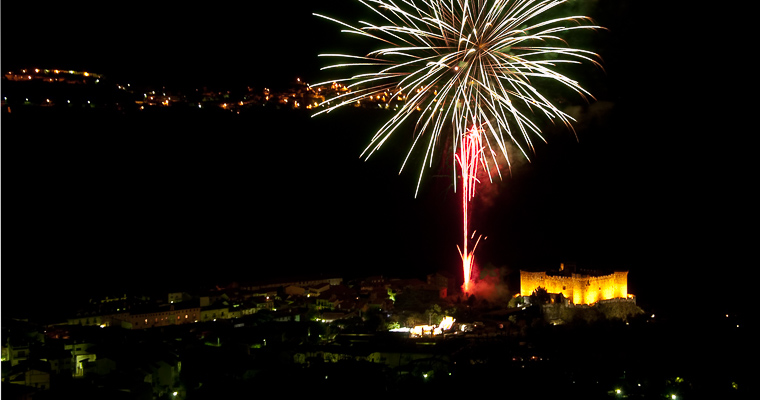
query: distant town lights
6 70 416 112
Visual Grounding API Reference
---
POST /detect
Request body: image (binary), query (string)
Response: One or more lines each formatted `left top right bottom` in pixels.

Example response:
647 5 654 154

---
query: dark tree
530 287 551 305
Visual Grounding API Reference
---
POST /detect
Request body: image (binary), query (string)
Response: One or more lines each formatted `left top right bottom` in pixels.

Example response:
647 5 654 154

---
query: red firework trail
456 125 486 294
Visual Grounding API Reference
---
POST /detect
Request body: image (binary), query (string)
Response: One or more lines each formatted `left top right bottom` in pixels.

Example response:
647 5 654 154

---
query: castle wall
520 271 547 297
520 270 628 305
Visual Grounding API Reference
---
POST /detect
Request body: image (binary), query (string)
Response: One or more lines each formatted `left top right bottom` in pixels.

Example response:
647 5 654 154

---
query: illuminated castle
520 263 631 305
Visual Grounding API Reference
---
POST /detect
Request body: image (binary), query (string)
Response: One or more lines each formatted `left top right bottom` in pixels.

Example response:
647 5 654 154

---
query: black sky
2 1 753 316
2 1 345 87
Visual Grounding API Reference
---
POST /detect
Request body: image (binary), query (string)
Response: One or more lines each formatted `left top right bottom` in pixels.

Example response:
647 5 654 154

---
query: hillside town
5 266 741 400
3 271 490 399
2 67 412 114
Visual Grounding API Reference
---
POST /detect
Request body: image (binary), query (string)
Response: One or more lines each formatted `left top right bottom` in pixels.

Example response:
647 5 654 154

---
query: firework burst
313 0 603 290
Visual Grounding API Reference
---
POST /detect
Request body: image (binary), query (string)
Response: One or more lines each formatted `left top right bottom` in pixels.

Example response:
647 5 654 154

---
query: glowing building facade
520 263 630 305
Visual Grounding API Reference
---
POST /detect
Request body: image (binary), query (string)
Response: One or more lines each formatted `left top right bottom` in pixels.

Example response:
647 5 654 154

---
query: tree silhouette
530 287 551 305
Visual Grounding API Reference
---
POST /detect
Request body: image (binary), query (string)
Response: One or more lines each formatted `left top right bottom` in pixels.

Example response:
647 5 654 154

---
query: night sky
2 1 752 316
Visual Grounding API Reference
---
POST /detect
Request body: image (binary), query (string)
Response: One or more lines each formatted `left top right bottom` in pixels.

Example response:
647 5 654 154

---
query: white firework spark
313 0 604 196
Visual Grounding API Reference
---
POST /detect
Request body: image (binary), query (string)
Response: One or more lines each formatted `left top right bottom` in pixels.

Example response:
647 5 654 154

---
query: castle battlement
520 263 630 305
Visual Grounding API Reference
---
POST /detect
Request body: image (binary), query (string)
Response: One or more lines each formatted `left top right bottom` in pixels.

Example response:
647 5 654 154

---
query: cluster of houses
2 273 453 398
61 274 448 330
4 317 183 399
